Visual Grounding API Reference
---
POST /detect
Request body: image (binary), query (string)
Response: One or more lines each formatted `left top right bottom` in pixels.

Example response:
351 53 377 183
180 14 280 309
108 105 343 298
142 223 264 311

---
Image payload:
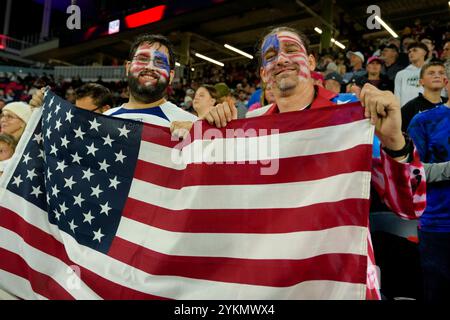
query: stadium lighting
374 15 399 38
314 27 323 34
194 53 224 67
191 68 195 72
331 38 346 49
175 62 181 67
224 44 253 59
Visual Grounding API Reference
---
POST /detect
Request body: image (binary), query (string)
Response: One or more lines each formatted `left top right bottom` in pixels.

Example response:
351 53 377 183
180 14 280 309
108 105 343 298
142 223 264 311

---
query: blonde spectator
0 133 17 176
0 102 33 141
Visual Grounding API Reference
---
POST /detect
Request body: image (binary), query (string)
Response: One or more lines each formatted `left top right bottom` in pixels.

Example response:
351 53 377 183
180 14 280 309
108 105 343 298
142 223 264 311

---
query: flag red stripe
141 104 364 147
109 237 367 287
0 208 168 300
0 247 74 300
134 145 372 187
122 198 369 233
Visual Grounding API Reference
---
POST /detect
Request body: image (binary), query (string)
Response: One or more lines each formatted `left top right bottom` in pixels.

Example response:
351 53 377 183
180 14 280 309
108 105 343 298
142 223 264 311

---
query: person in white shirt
104 34 197 126
394 42 428 107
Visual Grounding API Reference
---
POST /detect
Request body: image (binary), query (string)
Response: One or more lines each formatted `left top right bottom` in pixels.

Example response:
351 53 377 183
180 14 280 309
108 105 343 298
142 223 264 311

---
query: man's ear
169 70 175 85
308 54 316 72
260 66 269 84
419 78 424 87
125 61 131 77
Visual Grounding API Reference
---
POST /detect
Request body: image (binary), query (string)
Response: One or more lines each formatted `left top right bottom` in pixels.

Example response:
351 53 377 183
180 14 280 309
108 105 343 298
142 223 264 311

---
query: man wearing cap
395 42 429 107
343 51 366 84
381 44 407 83
352 56 393 92
324 72 343 94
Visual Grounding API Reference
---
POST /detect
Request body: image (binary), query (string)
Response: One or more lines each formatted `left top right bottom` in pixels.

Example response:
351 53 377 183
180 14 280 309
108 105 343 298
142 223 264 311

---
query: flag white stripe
0 269 47 300
0 190 365 299
0 226 101 300
117 218 367 260
139 119 373 170
129 171 371 210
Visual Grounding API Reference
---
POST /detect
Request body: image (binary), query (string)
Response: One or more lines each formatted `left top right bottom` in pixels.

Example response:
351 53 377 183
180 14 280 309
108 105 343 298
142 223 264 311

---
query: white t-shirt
103 101 198 127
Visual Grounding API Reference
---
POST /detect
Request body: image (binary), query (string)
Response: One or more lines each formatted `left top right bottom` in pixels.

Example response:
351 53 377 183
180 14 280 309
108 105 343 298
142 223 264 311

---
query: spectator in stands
181 88 195 111
407 60 450 301
185 26 426 300
402 61 447 131
421 37 438 62
235 89 249 119
441 40 450 61
248 83 275 111
0 102 32 142
343 51 365 84
104 34 197 126
381 44 406 83
192 84 218 118
65 87 76 104
74 83 113 113
0 133 17 176
352 56 393 92
395 42 428 107
324 72 343 94
311 71 324 87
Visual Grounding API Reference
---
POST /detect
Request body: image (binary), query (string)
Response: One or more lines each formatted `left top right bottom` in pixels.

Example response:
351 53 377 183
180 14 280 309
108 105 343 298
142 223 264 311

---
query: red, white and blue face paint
128 42 172 103
261 31 311 88
129 43 171 87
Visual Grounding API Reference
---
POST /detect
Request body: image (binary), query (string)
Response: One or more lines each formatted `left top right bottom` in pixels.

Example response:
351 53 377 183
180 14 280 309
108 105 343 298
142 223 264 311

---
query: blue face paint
261 34 280 67
153 50 171 76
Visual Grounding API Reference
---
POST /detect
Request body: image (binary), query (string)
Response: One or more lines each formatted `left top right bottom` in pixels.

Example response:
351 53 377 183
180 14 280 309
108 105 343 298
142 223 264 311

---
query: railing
54 66 126 81
0 65 54 77
0 35 32 54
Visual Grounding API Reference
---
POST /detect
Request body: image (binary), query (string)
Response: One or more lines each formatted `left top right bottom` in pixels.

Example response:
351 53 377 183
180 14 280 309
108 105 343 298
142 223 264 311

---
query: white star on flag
73 126 85 140
81 168 94 181
64 176 76 190
90 185 103 198
59 202 69 215
83 211 95 225
68 219 78 233
102 134 114 147
98 159 110 172
93 228 104 242
65 110 74 123
109 176 120 189
99 201 112 216
86 143 99 156
73 193 85 207
30 186 43 198
71 152 82 164
115 150 126 163
89 118 101 131
26 169 37 181
118 125 130 138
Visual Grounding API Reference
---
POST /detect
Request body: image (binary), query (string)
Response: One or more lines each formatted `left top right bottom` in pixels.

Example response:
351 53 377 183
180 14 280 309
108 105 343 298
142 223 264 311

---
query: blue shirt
408 105 450 232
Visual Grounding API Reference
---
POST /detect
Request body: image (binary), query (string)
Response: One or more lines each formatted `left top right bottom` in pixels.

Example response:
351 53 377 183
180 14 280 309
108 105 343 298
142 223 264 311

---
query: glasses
132 55 168 68
0 113 20 121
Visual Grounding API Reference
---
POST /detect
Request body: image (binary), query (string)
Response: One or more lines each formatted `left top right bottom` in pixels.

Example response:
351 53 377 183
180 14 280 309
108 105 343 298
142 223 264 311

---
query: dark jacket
401 93 448 132
352 73 394 92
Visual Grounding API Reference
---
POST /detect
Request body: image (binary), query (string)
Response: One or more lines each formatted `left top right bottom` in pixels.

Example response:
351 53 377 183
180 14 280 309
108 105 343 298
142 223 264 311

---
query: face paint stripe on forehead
278 36 306 52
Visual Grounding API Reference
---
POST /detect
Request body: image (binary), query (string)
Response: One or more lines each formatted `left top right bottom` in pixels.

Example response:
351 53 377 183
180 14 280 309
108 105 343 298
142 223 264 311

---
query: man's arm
371 147 426 219
423 161 450 183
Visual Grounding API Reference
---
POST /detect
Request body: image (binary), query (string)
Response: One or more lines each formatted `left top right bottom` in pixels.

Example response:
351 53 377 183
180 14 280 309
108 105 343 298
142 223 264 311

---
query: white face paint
261 31 312 92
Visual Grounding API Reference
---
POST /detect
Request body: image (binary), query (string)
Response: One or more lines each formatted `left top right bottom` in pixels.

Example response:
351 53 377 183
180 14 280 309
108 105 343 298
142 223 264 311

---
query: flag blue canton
7 92 142 253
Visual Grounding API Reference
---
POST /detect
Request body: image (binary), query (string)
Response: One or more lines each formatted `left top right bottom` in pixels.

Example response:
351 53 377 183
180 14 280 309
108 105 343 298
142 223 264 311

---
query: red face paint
261 31 311 87
129 43 170 87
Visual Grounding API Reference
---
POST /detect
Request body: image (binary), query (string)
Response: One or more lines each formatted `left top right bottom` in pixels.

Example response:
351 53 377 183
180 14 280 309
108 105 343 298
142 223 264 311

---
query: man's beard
128 74 168 103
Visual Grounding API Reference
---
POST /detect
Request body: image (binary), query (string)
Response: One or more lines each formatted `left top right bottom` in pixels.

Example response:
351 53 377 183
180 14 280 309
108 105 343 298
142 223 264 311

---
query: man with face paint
172 27 427 300
104 34 197 126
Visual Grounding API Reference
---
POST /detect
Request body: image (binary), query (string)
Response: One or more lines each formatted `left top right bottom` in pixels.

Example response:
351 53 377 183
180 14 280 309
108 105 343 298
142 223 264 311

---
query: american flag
0 91 374 300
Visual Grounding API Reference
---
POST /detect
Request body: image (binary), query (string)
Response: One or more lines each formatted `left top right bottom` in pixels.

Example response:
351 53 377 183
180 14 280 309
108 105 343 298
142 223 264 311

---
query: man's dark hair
257 26 310 70
75 83 113 109
407 42 429 57
128 34 176 70
420 61 445 79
